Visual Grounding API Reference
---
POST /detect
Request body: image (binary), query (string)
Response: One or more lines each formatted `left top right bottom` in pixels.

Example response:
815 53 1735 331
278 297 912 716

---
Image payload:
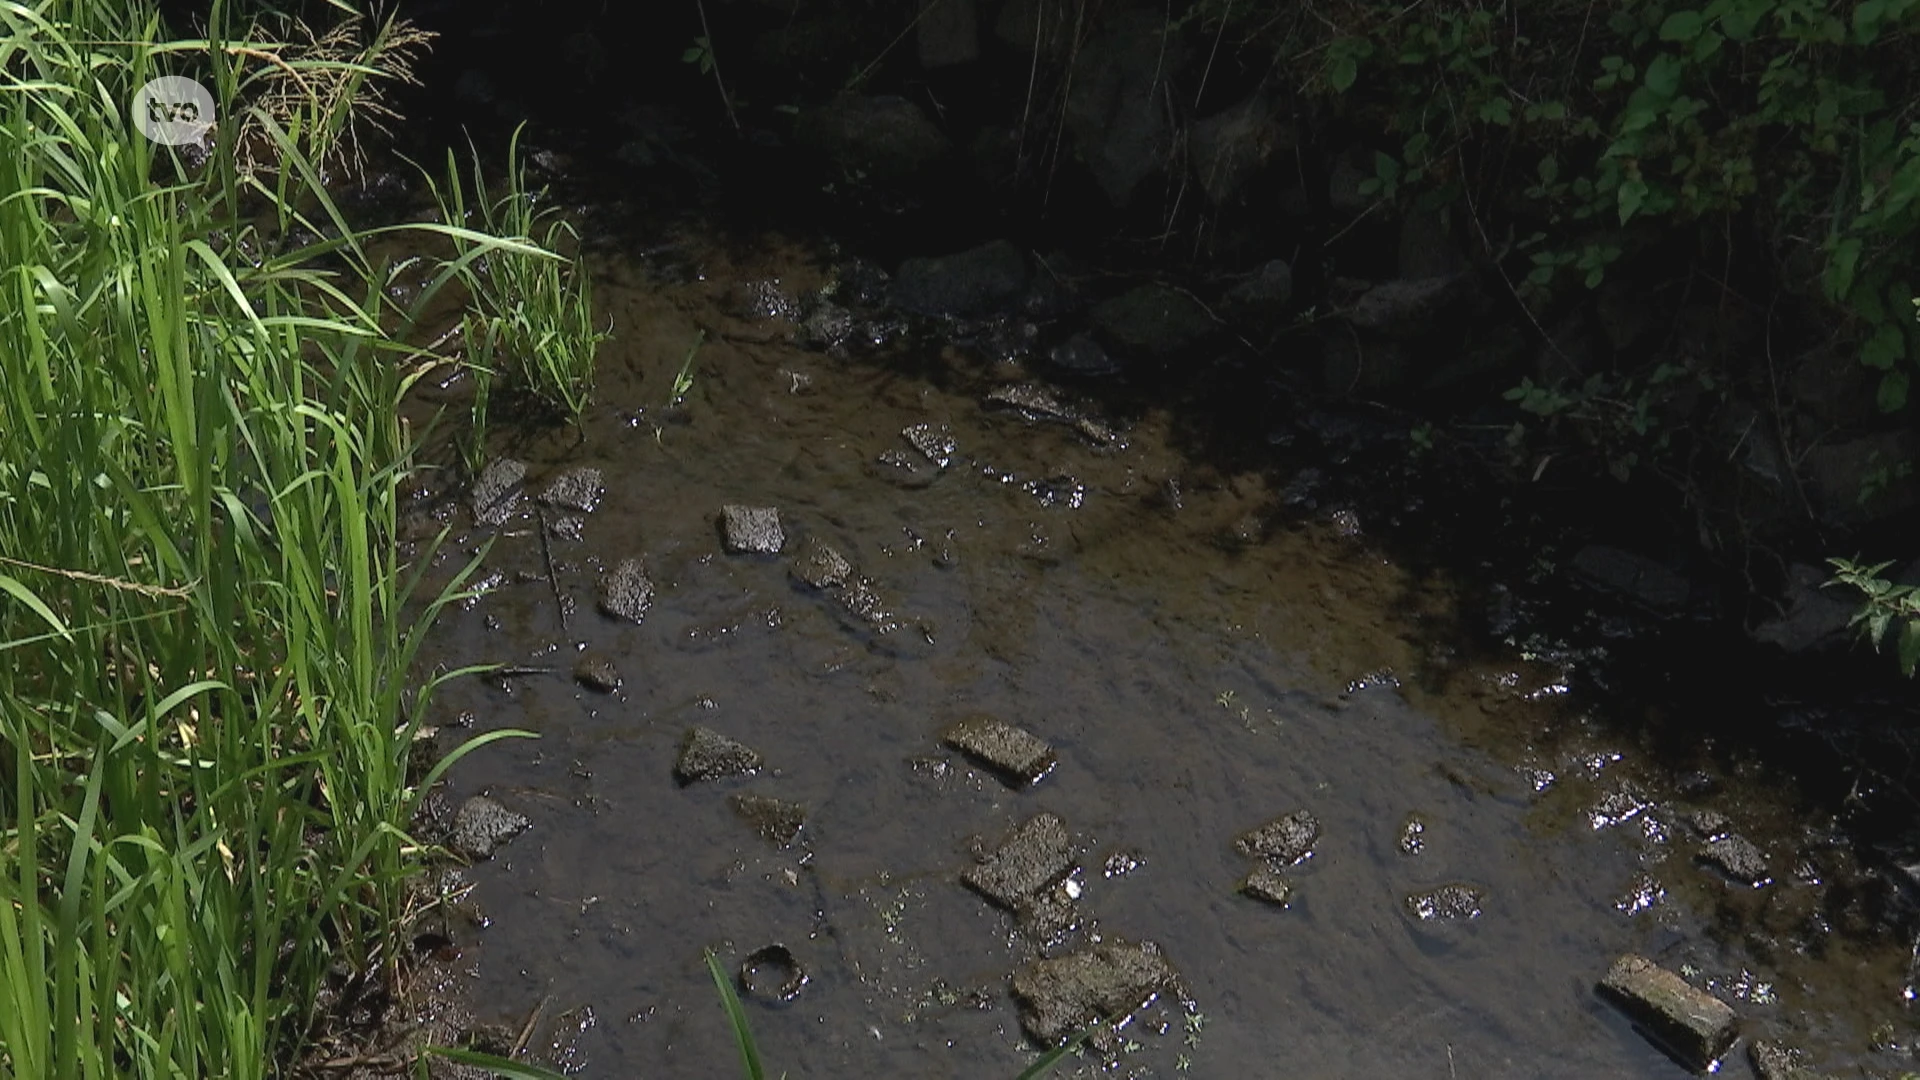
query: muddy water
409 229 1916 1078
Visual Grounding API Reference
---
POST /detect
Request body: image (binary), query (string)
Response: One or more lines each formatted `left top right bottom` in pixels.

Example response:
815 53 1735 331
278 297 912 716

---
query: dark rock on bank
1089 283 1215 360
1569 545 1692 615
1011 939 1180 1047
1597 954 1739 1071
892 240 1029 317
675 726 763 785
793 95 950 182
450 795 529 860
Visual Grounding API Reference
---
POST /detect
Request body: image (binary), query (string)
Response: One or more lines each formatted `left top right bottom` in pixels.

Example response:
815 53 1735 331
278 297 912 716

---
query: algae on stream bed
402 228 1920 1079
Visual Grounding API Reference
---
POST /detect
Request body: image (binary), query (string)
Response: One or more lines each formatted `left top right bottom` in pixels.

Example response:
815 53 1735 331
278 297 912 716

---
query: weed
0 2 542 1074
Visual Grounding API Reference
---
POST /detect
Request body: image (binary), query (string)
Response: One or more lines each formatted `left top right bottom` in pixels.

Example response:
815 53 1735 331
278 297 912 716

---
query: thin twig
535 505 569 632
510 994 553 1059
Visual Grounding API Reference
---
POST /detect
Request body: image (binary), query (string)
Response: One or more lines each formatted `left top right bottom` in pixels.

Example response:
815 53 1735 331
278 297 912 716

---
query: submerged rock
1239 864 1294 907
901 423 958 468
720 505 785 554
598 557 654 623
984 382 1075 422
1011 939 1180 1047
572 653 622 692
962 812 1075 908
674 726 763 785
729 793 807 847
794 95 950 182
1404 883 1485 921
1597 954 1739 1071
940 714 1056 787
1750 1041 1818 1080
470 457 526 527
892 239 1029 317
1015 878 1083 949
1701 832 1771 886
1235 810 1320 865
790 536 853 589
450 796 529 860
538 466 605 513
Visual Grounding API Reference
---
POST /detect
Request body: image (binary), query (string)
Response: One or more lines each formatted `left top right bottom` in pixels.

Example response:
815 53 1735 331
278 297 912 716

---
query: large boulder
794 95 950 182
1090 283 1216 359
1061 11 1185 207
892 240 1029 317
1188 88 1294 206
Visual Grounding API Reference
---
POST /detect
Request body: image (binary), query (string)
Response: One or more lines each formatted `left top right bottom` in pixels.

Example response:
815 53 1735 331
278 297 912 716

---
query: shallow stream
405 224 1917 1078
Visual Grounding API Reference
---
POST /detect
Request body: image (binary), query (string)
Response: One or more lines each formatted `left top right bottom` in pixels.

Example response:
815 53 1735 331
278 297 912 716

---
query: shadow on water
400 223 1919 1079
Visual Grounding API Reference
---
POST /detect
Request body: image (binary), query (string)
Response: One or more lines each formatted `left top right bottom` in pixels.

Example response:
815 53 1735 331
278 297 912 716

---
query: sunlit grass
419 123 607 442
0 1 565 1075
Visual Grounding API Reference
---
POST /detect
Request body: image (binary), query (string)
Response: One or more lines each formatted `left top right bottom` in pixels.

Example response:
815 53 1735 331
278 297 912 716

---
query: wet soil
403 226 1920 1078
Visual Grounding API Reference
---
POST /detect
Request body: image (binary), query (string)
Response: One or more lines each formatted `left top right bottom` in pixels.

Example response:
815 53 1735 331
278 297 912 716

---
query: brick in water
1597 954 1738 1071
941 713 1056 786
963 812 1074 908
720 505 785 554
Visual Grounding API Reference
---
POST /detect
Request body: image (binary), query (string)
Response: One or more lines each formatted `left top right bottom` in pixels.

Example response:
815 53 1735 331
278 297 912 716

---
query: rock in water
674 726 763 785
470 458 526 526
1403 882 1485 921
962 812 1075 908
720 505 785 554
539 466 605 513
450 796 529 860
572 653 622 692
598 558 653 623
940 714 1056 787
729 794 806 846
1011 939 1180 1046
1597 954 1739 1071
1235 810 1320 865
790 536 853 589
1240 864 1294 907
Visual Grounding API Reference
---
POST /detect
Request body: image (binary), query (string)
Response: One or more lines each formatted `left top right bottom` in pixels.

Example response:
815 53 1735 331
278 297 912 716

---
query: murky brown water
405 226 1918 1078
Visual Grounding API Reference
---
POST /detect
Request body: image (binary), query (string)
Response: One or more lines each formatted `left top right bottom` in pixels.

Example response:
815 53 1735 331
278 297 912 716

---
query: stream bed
401 222 1919 1079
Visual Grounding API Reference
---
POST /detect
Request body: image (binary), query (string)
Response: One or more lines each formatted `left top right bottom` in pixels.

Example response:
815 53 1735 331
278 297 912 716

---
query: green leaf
1826 237 1863 301
707 950 766 1080
1659 11 1704 40
1618 177 1649 223
1478 97 1514 125
1329 55 1359 92
425 1048 569 1080
0 573 70 644
1644 54 1683 97
1877 370 1910 412
1863 322 1905 370
1899 619 1920 676
1537 154 1560 184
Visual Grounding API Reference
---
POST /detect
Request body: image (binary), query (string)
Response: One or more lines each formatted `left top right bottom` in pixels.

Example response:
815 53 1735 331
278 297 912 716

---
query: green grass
0 1 576 1075
417 123 607 444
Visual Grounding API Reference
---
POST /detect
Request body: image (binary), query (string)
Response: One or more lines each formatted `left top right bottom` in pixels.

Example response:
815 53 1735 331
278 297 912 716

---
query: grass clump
0 1 567 1075
421 124 607 440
